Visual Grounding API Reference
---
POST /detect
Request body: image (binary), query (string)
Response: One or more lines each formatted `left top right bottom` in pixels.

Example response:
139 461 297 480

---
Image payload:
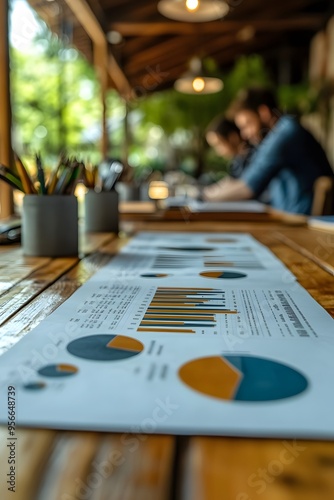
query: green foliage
11 46 103 166
132 54 273 177
277 84 319 115
135 54 272 134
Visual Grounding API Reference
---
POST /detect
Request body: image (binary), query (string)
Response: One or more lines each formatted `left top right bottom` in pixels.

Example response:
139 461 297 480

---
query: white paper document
0 232 333 439
188 201 267 213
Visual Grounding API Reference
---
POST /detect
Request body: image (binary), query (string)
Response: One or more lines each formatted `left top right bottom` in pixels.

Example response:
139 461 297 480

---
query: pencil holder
22 195 78 257
84 190 119 233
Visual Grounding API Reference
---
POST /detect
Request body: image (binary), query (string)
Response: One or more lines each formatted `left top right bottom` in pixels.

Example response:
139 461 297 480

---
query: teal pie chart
38 364 78 378
23 382 46 390
225 355 308 401
67 334 143 361
179 355 308 402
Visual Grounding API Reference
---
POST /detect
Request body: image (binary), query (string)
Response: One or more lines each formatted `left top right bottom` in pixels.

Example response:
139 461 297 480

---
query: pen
47 155 66 194
53 166 73 194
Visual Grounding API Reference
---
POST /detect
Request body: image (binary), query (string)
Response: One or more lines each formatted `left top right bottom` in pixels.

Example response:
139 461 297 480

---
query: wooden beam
62 0 132 97
111 17 324 36
0 0 13 219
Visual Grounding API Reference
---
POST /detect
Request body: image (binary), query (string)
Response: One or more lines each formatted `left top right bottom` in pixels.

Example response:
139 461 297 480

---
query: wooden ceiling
27 0 332 95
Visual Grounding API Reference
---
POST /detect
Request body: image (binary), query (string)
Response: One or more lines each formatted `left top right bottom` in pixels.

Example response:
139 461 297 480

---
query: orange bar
157 287 215 291
141 321 188 326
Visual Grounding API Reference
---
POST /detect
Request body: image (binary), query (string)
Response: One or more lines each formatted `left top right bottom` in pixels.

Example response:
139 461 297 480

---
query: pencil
65 161 84 194
0 165 24 191
36 153 46 195
0 171 25 192
47 153 67 194
14 153 37 194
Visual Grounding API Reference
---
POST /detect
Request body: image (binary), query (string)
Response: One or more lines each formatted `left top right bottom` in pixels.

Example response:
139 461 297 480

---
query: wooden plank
0 252 51 296
35 432 102 500
0 427 174 500
0 257 77 326
0 0 13 218
275 228 334 276
35 433 174 500
0 427 57 500
112 17 324 36
80 232 115 255
180 437 334 500
0 252 111 355
256 231 334 316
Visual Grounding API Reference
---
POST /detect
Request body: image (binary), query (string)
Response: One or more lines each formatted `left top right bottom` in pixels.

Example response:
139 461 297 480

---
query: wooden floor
0 217 333 500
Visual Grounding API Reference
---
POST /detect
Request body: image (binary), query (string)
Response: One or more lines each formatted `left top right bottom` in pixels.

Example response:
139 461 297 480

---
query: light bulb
192 77 205 93
186 0 199 12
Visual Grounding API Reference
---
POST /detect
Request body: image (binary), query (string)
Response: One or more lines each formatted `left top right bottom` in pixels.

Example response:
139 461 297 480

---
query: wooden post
93 42 109 160
0 0 14 219
123 101 130 166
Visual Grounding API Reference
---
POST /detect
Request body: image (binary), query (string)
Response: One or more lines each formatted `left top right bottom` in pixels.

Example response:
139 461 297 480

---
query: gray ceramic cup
22 195 78 257
84 190 119 233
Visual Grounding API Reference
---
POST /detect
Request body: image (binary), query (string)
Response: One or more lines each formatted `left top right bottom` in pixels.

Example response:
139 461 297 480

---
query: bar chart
138 287 238 334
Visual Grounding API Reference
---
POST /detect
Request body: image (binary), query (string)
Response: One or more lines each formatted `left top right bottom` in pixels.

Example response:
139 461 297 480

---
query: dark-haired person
205 88 334 214
203 117 256 201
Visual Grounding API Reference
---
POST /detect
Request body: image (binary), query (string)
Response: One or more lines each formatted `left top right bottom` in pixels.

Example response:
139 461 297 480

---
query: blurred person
203 117 257 201
206 116 255 179
204 88 333 214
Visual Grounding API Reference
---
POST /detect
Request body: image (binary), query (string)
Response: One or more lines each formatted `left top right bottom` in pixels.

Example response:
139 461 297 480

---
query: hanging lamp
174 57 223 95
157 0 229 23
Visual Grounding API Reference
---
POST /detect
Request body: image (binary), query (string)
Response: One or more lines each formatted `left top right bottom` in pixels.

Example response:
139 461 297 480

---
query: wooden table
0 217 333 500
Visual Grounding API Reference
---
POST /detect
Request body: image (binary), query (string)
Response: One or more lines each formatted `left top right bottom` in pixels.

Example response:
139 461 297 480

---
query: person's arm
202 176 254 202
203 121 290 202
240 120 290 196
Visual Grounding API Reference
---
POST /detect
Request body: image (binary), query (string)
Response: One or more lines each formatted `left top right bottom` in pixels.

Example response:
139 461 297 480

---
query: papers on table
308 215 334 232
0 232 334 439
188 201 268 213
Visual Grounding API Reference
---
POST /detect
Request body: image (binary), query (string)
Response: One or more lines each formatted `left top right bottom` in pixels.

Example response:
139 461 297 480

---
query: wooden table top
0 217 333 500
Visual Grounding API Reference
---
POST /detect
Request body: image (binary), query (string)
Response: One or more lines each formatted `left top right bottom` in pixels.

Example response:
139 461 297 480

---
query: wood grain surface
0 221 333 500
275 227 334 276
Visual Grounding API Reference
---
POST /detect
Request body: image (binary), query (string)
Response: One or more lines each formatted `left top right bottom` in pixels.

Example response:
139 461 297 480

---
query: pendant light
157 0 229 23
174 57 223 95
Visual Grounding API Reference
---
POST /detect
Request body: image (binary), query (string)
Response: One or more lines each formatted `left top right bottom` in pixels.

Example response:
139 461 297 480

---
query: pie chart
38 364 78 378
23 382 46 390
141 274 169 278
200 271 247 279
67 335 143 361
179 355 308 402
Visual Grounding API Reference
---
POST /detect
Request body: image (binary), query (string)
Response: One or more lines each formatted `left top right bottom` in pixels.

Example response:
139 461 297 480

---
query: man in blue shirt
203 88 333 214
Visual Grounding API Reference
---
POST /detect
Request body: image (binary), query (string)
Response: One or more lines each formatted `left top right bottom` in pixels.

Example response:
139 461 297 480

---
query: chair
311 176 334 215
